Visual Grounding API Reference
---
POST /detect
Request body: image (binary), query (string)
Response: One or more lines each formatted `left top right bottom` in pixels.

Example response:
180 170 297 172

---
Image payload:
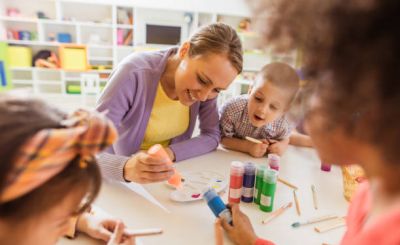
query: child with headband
0 97 134 245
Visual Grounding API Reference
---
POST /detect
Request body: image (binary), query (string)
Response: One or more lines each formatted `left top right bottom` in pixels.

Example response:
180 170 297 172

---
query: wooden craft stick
293 190 301 216
262 202 292 224
314 217 346 233
245 136 263 144
278 177 298 190
311 184 318 210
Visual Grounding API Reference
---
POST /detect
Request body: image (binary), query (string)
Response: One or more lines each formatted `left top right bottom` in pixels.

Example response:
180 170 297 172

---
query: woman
96 23 243 183
218 0 400 244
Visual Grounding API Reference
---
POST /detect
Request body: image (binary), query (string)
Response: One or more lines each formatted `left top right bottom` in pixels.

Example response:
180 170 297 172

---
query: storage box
59 45 88 71
8 46 32 68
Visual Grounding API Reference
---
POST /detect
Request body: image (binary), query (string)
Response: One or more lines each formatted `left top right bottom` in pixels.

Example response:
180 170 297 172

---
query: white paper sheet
121 182 170 213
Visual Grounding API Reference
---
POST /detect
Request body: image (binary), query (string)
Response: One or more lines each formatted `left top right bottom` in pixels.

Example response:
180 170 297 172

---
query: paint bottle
228 161 244 204
321 162 332 172
241 162 256 203
148 144 182 188
260 169 278 212
254 165 267 205
203 188 232 224
267 154 280 171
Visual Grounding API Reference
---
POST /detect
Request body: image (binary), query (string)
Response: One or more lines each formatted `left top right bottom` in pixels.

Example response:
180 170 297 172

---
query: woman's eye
197 76 207 85
270 105 278 111
255 97 262 102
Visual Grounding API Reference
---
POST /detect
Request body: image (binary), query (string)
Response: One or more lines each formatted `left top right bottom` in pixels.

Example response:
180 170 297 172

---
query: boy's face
248 80 293 127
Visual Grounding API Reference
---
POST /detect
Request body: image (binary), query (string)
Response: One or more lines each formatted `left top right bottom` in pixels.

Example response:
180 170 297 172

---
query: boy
220 62 299 157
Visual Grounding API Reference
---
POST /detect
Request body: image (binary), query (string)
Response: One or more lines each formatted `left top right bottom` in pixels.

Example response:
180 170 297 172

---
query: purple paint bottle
321 162 332 172
267 154 280 171
241 162 256 203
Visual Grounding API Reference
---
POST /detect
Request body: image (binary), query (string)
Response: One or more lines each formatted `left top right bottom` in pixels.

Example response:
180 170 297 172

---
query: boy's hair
0 97 101 221
256 62 300 104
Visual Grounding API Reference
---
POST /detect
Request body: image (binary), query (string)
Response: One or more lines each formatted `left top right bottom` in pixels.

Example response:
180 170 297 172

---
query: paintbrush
262 202 293 224
291 214 338 228
314 217 346 233
311 184 318 210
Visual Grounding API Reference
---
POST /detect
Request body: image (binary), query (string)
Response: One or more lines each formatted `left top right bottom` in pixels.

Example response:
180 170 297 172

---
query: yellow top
140 82 190 150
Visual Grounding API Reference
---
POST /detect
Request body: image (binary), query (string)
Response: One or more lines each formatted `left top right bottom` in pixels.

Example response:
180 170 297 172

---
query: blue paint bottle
241 162 256 203
203 188 232 224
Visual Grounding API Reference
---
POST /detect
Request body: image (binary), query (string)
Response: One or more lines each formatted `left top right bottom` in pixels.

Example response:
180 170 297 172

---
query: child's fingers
214 219 224 245
97 226 113 242
109 222 125 244
219 218 233 232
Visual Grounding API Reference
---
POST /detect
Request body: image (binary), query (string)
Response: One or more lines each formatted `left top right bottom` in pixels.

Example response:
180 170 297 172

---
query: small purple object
268 154 280 171
321 162 332 172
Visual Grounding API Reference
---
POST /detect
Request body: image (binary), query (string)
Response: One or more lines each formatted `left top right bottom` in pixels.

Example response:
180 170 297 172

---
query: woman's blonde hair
189 22 243 73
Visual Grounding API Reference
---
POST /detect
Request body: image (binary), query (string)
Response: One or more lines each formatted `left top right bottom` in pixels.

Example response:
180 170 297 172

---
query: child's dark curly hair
251 0 400 164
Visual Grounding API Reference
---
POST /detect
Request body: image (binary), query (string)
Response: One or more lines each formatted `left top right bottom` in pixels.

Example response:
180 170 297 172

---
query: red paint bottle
228 161 244 204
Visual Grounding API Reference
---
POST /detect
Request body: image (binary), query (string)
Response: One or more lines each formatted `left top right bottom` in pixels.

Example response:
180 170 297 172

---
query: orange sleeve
255 238 275 245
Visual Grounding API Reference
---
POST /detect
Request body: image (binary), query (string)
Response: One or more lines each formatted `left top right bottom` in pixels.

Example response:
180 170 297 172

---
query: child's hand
77 212 132 243
219 205 258 245
108 222 136 245
247 141 269 158
268 138 290 156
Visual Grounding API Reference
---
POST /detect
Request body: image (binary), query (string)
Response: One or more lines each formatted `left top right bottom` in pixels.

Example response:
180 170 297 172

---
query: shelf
0 16 37 23
117 24 134 29
12 79 33 84
37 80 63 85
10 67 34 72
2 39 113 49
88 56 114 61
3 40 59 46
0 16 113 28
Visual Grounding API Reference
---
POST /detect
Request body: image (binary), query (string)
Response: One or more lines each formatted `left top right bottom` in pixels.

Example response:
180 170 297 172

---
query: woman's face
174 44 239 106
305 95 359 165
5 191 84 245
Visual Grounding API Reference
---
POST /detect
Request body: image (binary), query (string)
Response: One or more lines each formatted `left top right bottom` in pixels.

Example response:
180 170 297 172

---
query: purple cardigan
96 48 220 181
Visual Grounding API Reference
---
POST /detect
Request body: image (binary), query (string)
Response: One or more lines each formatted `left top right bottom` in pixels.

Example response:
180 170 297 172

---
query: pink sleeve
255 238 275 245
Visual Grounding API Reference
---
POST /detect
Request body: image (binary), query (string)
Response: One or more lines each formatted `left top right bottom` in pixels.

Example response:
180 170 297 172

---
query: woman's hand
267 138 289 156
123 151 174 183
107 222 135 245
219 205 258 245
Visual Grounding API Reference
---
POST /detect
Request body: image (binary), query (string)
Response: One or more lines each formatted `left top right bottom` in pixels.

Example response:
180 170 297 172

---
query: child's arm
268 138 290 156
221 137 268 158
289 132 313 148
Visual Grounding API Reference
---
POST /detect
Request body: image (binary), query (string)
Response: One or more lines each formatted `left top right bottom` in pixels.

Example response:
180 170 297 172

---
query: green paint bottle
254 165 267 205
259 169 278 212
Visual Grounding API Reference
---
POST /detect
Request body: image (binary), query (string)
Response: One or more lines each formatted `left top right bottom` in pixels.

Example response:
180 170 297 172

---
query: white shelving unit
0 0 298 107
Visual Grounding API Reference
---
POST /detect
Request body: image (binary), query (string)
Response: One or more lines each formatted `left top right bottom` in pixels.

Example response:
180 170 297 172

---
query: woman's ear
178 42 191 59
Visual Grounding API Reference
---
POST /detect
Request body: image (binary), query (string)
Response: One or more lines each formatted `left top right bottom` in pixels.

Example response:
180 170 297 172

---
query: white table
59 146 349 245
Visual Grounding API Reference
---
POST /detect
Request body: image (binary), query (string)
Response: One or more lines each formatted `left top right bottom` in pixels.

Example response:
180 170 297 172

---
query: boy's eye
213 88 221 93
270 105 278 111
255 96 262 102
